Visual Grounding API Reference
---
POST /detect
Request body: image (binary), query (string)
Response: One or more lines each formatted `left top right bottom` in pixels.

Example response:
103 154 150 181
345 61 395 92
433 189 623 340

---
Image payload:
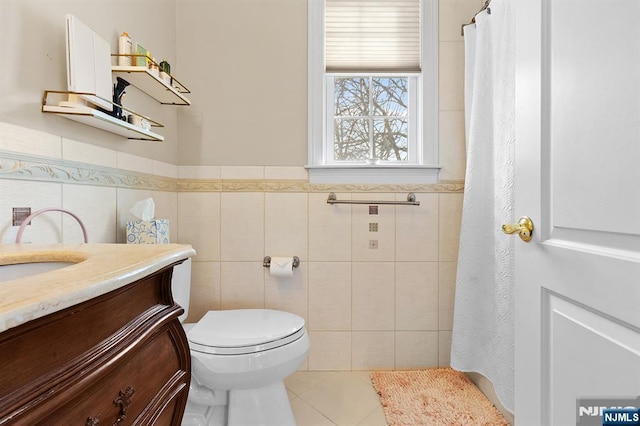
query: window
307 0 439 184
328 75 416 163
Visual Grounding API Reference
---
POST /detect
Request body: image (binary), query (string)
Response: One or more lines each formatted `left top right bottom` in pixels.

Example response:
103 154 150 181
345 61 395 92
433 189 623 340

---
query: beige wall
0 0 475 178
0 0 179 164
0 0 482 371
175 0 476 180
176 0 308 166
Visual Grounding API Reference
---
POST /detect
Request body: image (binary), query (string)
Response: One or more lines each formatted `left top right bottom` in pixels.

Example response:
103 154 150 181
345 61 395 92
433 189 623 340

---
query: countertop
0 243 196 333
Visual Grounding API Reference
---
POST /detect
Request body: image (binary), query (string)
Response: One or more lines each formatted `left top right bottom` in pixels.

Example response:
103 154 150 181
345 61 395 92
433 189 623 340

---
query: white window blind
325 0 422 72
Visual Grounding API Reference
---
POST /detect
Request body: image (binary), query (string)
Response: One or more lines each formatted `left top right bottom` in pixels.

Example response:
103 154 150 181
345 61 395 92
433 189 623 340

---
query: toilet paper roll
270 257 294 278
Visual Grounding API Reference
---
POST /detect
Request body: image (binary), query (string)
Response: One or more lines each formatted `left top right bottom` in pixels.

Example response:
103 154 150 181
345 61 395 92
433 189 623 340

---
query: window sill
305 164 441 184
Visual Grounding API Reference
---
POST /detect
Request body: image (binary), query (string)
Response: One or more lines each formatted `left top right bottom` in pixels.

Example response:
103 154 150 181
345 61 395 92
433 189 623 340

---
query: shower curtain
451 0 515 413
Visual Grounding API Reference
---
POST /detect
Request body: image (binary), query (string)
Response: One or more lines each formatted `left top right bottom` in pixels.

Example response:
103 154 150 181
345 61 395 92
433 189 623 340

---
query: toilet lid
188 309 306 355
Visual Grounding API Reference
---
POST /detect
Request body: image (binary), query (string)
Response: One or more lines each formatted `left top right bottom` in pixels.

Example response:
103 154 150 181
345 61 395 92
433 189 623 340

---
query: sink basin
0 261 77 283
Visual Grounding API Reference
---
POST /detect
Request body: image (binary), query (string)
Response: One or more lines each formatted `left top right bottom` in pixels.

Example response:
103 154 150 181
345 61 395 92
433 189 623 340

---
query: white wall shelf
112 65 191 106
42 90 164 142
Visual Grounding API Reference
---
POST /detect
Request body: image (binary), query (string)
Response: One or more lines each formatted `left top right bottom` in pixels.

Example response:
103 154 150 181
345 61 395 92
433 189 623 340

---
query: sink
0 261 77 283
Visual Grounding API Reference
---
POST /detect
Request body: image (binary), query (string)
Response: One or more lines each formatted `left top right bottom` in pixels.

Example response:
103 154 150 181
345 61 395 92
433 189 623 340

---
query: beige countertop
0 243 196 333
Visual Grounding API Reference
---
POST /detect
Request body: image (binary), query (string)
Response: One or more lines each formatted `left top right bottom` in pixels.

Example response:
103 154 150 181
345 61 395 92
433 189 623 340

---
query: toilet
172 259 310 426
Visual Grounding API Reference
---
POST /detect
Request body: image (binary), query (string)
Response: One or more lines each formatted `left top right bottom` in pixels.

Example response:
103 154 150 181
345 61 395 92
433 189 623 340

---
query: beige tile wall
438 0 483 182
179 184 463 371
0 123 178 245
0 124 463 371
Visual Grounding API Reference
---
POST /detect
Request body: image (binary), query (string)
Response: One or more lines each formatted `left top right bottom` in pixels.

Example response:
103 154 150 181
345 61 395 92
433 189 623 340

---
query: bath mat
370 368 509 426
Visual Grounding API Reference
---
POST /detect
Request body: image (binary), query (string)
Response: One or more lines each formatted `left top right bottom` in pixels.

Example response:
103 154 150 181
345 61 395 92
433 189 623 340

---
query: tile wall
438 0 486 182
0 121 462 371
178 172 462 371
0 122 179 245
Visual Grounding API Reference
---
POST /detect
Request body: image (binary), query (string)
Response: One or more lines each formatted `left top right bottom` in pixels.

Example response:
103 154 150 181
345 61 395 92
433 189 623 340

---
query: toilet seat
188 309 306 355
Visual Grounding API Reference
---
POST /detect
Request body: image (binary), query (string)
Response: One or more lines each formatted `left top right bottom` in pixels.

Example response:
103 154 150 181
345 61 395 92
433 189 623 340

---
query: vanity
0 243 196 425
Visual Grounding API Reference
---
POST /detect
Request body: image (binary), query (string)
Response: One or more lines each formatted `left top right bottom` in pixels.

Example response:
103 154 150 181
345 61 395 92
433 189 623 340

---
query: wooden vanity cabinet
0 262 191 425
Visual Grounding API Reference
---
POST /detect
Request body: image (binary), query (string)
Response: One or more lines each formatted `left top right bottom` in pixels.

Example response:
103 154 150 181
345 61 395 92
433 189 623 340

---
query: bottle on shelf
148 56 160 77
118 32 133 66
159 60 171 84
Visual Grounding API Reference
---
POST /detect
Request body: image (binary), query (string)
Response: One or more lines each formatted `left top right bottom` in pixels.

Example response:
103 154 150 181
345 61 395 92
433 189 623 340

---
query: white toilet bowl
172 260 309 426
185 310 309 425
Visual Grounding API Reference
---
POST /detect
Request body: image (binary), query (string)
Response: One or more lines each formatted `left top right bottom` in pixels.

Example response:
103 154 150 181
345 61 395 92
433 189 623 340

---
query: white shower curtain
451 0 515 413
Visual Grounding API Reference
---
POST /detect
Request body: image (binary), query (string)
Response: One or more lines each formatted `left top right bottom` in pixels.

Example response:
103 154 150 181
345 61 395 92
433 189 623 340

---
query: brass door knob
502 216 534 242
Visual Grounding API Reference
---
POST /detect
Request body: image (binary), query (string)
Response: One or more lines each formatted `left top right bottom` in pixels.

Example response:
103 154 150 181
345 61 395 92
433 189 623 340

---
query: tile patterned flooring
285 371 388 426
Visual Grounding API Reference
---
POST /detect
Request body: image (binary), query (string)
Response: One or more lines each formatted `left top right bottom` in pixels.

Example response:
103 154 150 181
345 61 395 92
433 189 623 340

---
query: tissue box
126 219 170 244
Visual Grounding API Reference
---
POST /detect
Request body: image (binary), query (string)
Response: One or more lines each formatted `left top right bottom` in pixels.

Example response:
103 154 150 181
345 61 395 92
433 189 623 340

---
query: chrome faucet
15 208 88 243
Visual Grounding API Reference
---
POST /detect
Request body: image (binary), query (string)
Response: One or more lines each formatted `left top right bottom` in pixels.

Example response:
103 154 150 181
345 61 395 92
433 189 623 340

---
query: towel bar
326 192 420 206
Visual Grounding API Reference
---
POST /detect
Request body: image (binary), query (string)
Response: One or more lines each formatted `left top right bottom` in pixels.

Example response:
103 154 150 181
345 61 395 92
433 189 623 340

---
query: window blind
325 0 421 72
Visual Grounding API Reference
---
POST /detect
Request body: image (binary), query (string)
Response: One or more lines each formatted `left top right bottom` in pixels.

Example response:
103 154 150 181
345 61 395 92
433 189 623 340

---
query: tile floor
285 371 388 426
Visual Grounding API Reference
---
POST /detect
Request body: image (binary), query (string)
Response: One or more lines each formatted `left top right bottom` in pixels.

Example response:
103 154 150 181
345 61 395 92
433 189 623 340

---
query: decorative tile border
176 179 464 193
0 151 177 191
1 151 464 194
308 182 464 193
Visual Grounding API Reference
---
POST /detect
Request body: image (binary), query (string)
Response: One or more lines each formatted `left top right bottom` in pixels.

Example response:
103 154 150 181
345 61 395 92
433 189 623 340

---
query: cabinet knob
86 415 100 426
113 386 135 425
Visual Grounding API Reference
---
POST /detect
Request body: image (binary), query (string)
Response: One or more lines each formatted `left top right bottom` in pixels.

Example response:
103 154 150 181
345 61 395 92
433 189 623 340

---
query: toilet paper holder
263 256 300 269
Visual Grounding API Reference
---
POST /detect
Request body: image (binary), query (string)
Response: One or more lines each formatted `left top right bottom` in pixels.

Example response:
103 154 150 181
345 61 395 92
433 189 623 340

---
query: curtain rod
461 0 492 36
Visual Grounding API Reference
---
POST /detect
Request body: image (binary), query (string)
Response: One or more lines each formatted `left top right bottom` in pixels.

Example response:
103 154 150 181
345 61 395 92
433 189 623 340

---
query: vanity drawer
0 271 170 397
0 262 191 426
20 322 189 425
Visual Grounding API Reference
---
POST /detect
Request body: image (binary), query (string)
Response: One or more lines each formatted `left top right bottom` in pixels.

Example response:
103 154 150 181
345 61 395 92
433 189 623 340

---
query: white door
514 0 640 425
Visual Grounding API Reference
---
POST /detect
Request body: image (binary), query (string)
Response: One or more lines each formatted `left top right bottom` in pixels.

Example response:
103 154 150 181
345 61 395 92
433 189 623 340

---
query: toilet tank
171 258 191 323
